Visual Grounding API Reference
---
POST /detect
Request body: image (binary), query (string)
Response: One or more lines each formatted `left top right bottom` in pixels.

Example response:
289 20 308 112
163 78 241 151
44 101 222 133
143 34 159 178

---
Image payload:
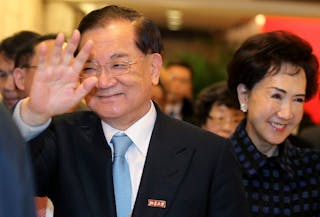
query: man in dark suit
13 5 249 217
0 102 36 217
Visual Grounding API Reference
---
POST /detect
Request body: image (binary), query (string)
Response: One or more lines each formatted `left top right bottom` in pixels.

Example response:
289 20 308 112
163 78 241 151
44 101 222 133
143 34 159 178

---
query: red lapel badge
147 199 166 208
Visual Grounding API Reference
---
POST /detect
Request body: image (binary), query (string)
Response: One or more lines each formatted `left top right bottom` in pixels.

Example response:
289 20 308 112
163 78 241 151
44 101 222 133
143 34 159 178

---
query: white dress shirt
102 101 156 208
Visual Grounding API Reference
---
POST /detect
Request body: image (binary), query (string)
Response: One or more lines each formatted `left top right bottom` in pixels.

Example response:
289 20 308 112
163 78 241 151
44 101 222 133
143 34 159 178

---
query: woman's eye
271 93 282 99
295 98 305 103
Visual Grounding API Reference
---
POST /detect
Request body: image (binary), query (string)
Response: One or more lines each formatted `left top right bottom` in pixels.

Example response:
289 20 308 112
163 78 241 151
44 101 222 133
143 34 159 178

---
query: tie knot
111 133 132 157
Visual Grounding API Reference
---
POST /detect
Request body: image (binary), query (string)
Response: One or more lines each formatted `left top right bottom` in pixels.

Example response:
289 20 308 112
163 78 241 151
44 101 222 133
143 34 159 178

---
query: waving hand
21 30 97 126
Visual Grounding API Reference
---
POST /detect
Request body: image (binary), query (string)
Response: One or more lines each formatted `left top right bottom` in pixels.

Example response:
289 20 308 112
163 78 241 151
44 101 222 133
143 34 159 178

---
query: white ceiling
58 0 320 32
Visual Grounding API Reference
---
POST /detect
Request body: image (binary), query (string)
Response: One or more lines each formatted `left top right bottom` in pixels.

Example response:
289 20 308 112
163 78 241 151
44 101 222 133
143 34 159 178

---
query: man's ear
13 68 26 91
150 53 162 85
237 83 249 112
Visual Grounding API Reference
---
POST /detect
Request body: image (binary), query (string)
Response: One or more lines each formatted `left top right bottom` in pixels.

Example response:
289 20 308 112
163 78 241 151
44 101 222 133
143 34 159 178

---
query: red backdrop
263 16 320 123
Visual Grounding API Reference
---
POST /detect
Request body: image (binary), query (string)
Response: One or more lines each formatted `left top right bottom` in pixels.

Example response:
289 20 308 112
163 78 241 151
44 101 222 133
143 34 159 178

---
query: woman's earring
240 104 248 112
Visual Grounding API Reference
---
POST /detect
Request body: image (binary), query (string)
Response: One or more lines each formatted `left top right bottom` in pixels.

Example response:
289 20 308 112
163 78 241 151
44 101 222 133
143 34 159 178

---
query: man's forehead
80 21 135 42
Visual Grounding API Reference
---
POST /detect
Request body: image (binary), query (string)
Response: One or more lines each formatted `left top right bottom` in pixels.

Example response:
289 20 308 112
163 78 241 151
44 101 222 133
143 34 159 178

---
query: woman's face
239 63 306 151
203 103 244 138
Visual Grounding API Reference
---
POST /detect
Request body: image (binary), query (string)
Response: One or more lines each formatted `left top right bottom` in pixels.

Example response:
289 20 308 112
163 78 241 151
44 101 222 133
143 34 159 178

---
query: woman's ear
150 53 162 85
237 83 248 112
13 68 26 91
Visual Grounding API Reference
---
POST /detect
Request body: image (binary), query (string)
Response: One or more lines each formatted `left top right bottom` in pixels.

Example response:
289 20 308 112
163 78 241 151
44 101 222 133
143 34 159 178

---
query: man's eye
0 73 8 79
83 67 97 73
112 62 128 69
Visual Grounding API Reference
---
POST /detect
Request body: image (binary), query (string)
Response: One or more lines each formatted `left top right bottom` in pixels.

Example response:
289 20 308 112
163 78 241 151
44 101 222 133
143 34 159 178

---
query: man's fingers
62 30 81 66
74 76 97 100
50 33 65 66
36 42 47 78
72 40 93 74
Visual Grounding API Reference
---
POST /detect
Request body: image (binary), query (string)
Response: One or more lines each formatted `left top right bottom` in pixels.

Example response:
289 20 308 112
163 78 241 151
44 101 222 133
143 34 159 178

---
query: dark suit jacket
29 106 249 217
0 103 36 217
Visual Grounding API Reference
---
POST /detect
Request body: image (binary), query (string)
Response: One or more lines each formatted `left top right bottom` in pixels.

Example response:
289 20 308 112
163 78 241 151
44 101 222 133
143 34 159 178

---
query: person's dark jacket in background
0 102 36 217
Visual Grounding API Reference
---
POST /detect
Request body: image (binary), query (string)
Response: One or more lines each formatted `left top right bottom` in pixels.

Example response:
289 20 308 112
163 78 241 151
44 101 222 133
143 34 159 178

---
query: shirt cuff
12 99 51 141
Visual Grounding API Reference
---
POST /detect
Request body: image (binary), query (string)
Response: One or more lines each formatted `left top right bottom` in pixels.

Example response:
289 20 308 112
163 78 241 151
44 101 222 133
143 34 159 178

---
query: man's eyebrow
0 69 11 74
85 53 130 63
110 53 129 59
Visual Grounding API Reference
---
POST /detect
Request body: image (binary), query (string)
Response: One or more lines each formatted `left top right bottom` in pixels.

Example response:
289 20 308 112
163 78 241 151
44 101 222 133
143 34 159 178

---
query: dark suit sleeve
209 139 250 217
0 103 36 217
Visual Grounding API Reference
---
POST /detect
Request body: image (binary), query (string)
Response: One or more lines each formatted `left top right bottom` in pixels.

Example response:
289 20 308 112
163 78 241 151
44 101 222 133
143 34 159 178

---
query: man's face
79 20 162 129
0 52 19 110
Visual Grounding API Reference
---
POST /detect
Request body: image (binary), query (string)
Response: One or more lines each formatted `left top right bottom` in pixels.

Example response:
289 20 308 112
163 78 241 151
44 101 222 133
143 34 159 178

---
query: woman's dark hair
78 5 163 55
227 30 318 101
194 81 239 126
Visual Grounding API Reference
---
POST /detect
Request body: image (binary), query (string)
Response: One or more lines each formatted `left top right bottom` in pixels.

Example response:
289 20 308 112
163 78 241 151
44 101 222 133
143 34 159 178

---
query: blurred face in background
0 52 18 110
203 103 244 138
166 65 192 102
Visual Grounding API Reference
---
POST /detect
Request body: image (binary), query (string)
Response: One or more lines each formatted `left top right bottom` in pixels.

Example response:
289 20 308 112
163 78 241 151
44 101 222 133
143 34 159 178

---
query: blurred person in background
194 81 244 138
0 102 36 217
162 61 194 123
228 30 320 217
0 31 40 111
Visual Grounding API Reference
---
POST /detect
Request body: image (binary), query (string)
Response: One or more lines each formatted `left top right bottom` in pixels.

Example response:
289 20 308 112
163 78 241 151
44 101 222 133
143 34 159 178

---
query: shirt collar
102 101 157 157
230 119 295 178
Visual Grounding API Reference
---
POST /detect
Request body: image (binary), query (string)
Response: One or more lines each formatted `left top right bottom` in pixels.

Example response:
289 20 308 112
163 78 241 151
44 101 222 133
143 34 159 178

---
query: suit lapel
132 112 195 217
74 112 116 217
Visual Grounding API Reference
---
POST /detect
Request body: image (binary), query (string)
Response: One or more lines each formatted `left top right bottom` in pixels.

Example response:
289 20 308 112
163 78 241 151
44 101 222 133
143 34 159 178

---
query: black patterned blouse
230 120 320 217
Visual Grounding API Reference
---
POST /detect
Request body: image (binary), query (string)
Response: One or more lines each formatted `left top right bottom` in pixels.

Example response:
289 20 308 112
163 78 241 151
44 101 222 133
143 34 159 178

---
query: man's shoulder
156 113 229 148
52 111 100 126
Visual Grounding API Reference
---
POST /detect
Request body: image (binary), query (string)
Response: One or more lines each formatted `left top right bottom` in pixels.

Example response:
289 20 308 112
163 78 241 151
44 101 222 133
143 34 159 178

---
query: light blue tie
111 133 132 217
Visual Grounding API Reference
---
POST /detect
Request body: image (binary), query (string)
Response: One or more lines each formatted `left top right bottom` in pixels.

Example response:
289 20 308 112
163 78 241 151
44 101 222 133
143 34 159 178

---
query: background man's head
0 31 40 110
163 61 193 103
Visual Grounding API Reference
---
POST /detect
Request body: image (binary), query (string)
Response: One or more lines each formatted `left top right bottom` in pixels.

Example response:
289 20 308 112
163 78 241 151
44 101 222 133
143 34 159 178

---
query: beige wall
0 0 43 40
44 2 81 37
0 0 81 40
